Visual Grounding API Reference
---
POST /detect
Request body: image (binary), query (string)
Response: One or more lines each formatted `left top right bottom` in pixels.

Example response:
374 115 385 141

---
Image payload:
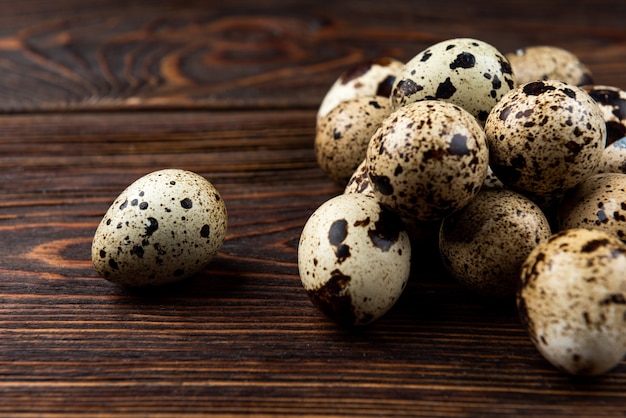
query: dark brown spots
450 52 475 69
423 148 447 161
139 202 149 210
119 199 128 210
200 224 210 238
499 105 512 121
354 217 370 227
448 134 470 156
333 128 342 140
394 164 403 176
99 249 106 258
329 219 350 262
523 81 556 96
596 210 609 225
368 205 402 251
370 174 394 195
599 294 626 305
420 50 432 62
435 77 456 99
562 87 576 98
491 75 501 90
581 238 610 253
394 79 423 98
376 75 396 97
108 259 119 270
170 181 176 185
131 199 138 206
180 198 193 209
368 100 382 109
307 269 356 326
131 245 144 258
477 110 489 122
144 217 159 237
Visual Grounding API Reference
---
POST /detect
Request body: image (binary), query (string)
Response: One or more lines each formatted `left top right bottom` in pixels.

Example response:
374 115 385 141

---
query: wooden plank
0 0 624 112
0 109 625 416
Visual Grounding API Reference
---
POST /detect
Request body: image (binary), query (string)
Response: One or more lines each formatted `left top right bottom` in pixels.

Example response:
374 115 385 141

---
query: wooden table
1 1 625 416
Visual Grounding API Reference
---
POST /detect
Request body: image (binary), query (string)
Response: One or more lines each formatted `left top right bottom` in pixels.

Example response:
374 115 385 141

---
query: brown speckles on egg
317 57 404 122
581 85 626 146
390 38 515 125
485 80 606 198
315 96 392 186
298 193 411 326
518 228 626 375
91 169 228 287
366 100 489 221
558 173 626 242
506 46 593 86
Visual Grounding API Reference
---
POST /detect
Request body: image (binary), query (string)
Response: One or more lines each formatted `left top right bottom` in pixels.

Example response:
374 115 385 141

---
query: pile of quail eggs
300 38 626 376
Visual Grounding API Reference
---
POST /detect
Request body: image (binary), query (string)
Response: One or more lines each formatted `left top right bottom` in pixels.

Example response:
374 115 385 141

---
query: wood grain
0 0 625 416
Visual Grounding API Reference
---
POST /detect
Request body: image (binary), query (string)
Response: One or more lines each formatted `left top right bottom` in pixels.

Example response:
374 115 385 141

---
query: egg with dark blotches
366 100 489 221
298 193 411 326
581 85 626 147
558 172 626 242
316 96 392 186
390 38 515 124
485 80 606 199
92 169 228 287
506 46 593 86
317 57 404 123
440 188 551 298
518 228 626 375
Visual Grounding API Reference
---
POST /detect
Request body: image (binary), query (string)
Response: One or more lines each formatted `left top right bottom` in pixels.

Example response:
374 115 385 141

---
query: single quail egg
558 172 626 242
92 169 228 287
366 100 489 221
316 96 392 186
390 38 515 124
518 228 626 375
506 46 593 86
597 136 626 174
298 193 411 326
317 57 404 123
485 80 606 199
439 188 551 298
581 85 626 146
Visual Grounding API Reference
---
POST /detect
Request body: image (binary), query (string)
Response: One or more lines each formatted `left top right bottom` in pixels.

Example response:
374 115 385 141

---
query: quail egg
316 96 392 186
366 100 489 221
506 45 593 86
518 228 626 375
597 136 626 174
558 172 626 242
317 57 404 123
92 169 228 287
485 80 606 198
298 193 411 326
439 188 551 298
390 38 515 124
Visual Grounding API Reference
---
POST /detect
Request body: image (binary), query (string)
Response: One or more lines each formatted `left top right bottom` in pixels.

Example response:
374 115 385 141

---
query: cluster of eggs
300 38 626 376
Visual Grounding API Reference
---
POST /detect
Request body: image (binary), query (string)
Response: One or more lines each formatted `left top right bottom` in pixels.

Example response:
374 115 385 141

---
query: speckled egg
558 172 626 242
518 228 626 375
598 136 626 174
506 46 593 86
366 100 489 221
298 193 411 326
439 188 551 298
316 96 392 186
485 80 606 198
344 159 375 197
581 85 626 146
317 57 404 123
390 38 515 124
92 169 228 287
482 165 505 189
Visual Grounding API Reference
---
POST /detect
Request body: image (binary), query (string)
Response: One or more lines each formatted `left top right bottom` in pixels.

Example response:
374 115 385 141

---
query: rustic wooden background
0 0 625 416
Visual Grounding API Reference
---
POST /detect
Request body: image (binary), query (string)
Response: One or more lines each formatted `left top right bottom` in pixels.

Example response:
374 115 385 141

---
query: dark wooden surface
1 1 625 416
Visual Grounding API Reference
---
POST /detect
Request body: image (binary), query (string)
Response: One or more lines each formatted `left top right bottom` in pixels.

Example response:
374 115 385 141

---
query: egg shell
485 80 606 198
344 159 376 197
506 46 593 86
92 169 228 287
597 136 626 174
518 228 626 375
581 85 626 146
317 57 404 123
440 188 551 298
315 96 392 186
390 38 515 124
298 193 411 326
558 172 626 242
366 100 489 221
482 165 505 189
